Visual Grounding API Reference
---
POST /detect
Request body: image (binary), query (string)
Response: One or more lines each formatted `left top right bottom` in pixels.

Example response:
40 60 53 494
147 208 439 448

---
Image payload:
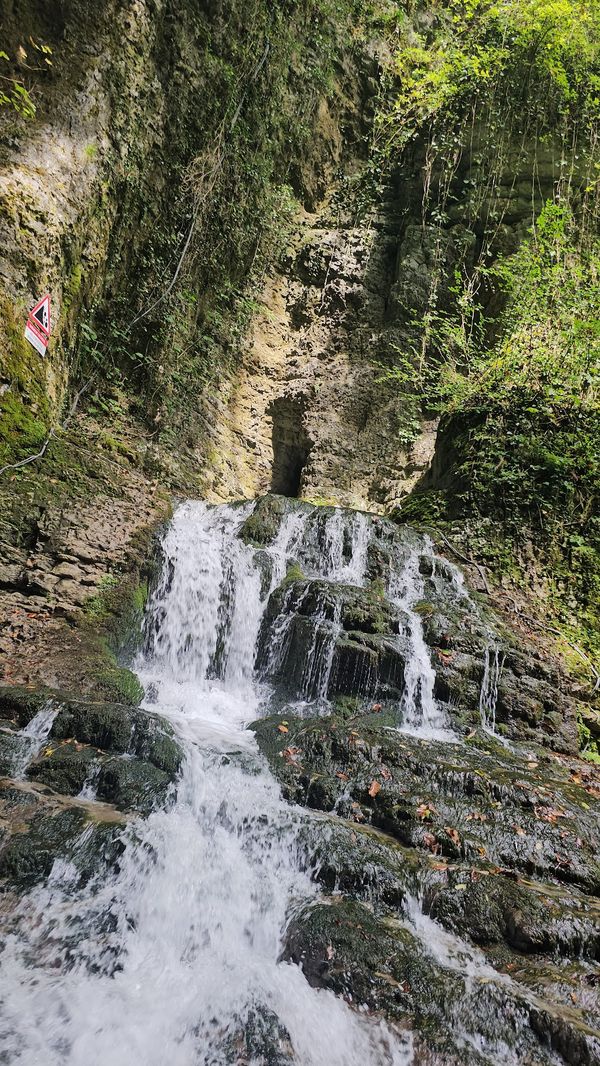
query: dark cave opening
268 396 312 498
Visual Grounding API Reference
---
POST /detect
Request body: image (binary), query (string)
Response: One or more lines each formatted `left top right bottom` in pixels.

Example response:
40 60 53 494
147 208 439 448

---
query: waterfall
479 644 506 737
12 701 59 778
388 544 454 740
0 502 412 1066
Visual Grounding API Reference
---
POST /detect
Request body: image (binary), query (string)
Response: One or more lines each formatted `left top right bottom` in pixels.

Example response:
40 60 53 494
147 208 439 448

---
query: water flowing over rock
0 495 597 1065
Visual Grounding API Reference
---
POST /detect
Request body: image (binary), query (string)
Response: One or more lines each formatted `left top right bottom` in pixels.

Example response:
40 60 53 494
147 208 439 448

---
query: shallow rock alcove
268 396 312 497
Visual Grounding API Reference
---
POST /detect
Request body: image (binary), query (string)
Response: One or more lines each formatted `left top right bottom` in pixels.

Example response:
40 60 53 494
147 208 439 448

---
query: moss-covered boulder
252 713 600 894
96 756 172 815
0 685 183 824
0 799 124 891
27 743 100 796
256 577 409 702
239 495 306 547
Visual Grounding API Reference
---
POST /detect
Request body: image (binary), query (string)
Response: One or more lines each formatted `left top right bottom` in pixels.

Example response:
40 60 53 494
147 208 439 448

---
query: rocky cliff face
204 170 438 509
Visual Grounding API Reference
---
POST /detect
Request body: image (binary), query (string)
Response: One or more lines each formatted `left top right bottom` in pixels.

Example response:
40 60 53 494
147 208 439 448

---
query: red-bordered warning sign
29 294 51 337
24 294 51 356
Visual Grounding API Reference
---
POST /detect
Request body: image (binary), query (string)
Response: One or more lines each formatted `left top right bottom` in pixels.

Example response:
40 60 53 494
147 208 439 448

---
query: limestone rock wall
202 174 438 511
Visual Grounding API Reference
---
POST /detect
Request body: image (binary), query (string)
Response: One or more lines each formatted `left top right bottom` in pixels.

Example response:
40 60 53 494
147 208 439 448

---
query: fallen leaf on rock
281 746 302 766
513 826 526 836
444 826 461 847
534 806 566 824
368 780 381 798
335 771 349 782
422 831 440 853
277 725 289 734
371 703 382 713
416 802 436 819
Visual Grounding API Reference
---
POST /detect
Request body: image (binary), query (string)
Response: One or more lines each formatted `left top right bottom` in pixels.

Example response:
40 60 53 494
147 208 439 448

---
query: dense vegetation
375 1 600 695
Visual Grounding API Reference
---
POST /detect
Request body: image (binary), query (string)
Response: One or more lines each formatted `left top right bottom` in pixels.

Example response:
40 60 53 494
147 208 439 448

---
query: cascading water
0 502 413 1066
479 644 506 737
387 545 454 740
11 701 58 778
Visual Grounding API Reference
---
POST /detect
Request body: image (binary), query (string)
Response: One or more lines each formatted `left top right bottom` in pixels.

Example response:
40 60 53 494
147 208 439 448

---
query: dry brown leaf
422 831 439 853
368 780 381 798
416 802 436 819
444 826 461 847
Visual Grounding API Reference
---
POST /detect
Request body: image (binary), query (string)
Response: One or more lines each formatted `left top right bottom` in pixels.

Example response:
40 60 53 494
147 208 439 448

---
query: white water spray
12 702 59 778
388 545 455 741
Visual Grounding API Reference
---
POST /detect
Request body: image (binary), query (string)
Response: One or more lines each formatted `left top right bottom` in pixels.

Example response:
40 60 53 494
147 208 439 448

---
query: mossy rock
0 807 123 889
27 743 100 796
239 495 304 546
96 756 172 814
252 713 600 894
0 687 183 777
427 872 600 959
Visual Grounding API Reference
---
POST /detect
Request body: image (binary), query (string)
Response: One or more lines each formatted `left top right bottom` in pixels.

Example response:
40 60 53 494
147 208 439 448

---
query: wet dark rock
0 685 183 780
301 819 421 906
51 699 183 776
0 684 182 886
0 686 51 729
281 897 580 1064
28 743 100 796
96 756 172 815
0 733 30 776
252 714 600 894
0 805 123 890
257 578 409 701
225 1008 295 1065
417 597 580 752
239 495 305 547
427 873 600 959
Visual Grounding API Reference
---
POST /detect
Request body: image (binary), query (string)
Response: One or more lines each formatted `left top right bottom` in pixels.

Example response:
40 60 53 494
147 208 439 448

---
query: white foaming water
388 546 455 741
0 502 412 1066
401 898 564 1066
479 644 506 737
12 702 59 777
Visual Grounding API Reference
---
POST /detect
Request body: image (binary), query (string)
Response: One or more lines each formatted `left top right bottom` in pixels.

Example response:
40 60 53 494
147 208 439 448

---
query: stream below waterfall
0 499 597 1066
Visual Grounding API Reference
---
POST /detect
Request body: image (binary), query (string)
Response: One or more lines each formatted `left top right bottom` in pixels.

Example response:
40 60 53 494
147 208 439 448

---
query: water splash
11 702 59 778
479 645 506 737
388 546 455 741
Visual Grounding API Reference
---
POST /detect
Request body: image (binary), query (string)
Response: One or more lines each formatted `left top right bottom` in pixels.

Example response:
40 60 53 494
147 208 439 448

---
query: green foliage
407 202 600 665
0 40 53 118
379 0 600 152
377 2 600 682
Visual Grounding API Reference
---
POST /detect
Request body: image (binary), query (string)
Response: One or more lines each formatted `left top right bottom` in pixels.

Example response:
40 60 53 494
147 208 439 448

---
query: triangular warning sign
29 294 51 337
